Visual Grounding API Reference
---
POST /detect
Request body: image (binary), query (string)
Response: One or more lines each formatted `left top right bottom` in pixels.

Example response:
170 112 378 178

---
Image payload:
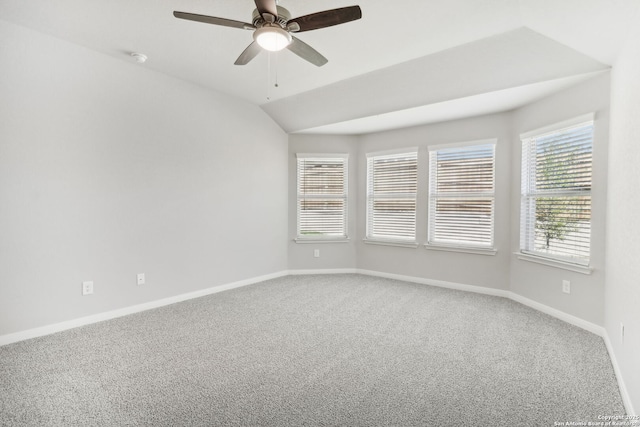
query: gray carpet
0 274 625 426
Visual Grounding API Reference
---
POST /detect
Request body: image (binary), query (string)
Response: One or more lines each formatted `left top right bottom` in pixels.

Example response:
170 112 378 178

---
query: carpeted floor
0 274 625 426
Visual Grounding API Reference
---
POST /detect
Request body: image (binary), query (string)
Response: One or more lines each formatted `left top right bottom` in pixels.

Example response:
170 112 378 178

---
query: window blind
428 142 495 248
296 155 348 239
520 121 593 265
366 150 418 242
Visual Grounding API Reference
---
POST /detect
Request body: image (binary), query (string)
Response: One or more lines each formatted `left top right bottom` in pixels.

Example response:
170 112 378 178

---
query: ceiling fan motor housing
252 6 291 28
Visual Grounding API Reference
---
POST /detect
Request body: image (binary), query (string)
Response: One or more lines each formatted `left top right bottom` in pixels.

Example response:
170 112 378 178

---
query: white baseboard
357 269 605 336
0 268 611 345
603 331 637 418
507 292 604 337
0 270 289 347
357 269 511 298
288 268 358 275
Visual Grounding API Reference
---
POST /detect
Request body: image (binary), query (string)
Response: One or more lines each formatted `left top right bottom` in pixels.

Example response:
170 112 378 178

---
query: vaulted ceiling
1 0 637 134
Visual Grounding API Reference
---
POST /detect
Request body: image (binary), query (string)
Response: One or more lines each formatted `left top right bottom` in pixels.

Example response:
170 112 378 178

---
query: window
366 149 418 245
296 154 348 241
427 140 496 250
520 116 593 266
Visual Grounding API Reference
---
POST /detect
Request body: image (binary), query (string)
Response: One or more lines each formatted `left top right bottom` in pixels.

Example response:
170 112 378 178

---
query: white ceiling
1 0 637 134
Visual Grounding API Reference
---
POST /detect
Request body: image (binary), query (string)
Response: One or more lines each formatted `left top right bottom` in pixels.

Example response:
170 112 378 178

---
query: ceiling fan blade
287 36 328 67
173 11 254 30
234 42 262 65
287 6 362 32
254 0 278 19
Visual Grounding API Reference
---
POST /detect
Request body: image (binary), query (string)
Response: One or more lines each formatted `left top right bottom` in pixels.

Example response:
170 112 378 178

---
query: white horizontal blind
520 122 593 265
428 142 495 248
297 155 348 239
366 151 418 241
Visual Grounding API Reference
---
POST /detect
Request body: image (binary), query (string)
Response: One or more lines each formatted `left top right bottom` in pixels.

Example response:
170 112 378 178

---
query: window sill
424 244 497 256
294 238 350 244
515 252 593 275
363 239 419 248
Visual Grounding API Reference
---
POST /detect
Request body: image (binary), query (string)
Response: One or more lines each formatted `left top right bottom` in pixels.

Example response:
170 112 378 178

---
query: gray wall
509 72 611 326
288 114 512 291
605 19 640 413
355 113 512 290
0 20 289 336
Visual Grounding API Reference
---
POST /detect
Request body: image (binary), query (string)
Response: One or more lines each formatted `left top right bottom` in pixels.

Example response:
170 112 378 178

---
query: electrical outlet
137 273 145 285
562 280 570 294
314 249 320 258
82 281 94 296
620 323 625 343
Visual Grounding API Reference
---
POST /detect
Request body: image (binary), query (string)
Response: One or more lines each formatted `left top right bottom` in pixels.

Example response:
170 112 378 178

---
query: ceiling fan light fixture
254 26 292 51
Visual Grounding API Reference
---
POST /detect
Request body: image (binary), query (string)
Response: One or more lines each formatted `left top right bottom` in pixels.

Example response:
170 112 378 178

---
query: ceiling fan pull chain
274 51 279 88
266 51 272 100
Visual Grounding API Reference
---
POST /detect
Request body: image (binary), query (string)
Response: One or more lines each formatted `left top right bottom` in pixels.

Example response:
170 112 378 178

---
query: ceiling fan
173 0 362 67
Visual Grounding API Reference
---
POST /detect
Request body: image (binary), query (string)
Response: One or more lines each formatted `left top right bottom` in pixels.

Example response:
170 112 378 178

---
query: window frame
295 153 349 243
518 114 594 271
365 148 419 247
426 139 497 254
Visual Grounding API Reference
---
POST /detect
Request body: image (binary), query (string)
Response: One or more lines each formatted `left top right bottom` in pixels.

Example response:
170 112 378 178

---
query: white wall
0 20 288 337
509 72 611 326
288 134 358 270
605 19 640 413
356 113 512 290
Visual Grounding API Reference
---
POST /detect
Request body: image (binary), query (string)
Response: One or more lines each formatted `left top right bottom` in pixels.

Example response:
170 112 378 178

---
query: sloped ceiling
0 0 637 134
